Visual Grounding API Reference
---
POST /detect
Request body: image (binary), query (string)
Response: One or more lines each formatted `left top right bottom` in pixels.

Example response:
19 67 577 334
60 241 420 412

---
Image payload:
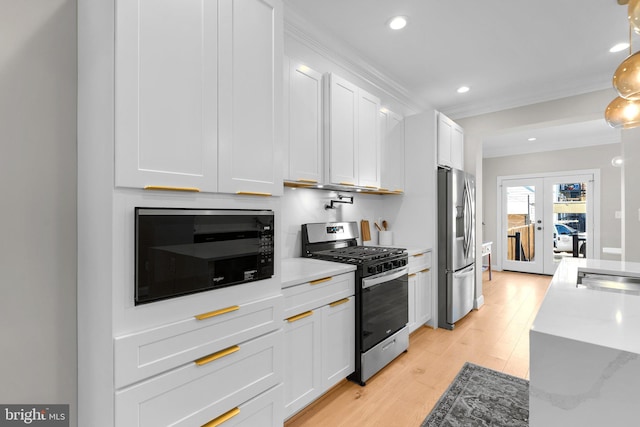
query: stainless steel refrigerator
437 167 476 330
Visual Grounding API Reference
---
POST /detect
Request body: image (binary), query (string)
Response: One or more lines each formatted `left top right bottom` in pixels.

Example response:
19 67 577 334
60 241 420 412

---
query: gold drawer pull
195 305 240 321
339 182 355 186
236 191 272 197
393 189 404 193
297 178 318 183
364 185 378 189
144 185 200 192
309 276 332 285
420 268 431 273
329 298 350 307
195 345 240 366
202 407 240 427
378 188 389 191
287 310 313 322
408 273 417 278
412 253 424 257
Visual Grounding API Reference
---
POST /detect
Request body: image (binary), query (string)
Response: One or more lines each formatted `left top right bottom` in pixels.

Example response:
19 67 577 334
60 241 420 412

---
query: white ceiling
283 0 631 120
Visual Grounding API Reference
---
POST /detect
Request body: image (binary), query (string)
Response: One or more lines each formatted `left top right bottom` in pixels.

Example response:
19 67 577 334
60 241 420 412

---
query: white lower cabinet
407 250 433 333
282 272 355 420
283 309 323 417
115 330 282 427
321 297 355 389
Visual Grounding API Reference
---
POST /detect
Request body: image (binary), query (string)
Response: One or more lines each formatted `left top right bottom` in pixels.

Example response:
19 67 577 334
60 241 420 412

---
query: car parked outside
554 223 586 256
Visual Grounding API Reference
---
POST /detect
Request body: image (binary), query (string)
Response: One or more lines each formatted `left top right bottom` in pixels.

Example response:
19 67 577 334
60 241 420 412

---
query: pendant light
605 96 640 128
606 0 640 128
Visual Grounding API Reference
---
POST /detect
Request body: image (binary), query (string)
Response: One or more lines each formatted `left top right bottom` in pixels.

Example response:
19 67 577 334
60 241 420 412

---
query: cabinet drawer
210 384 283 427
115 330 282 427
408 251 432 273
282 273 354 318
115 294 283 388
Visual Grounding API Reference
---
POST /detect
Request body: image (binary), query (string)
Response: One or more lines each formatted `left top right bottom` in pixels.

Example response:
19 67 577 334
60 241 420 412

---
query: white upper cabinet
437 112 464 171
115 0 283 196
357 89 381 189
218 0 283 196
326 73 359 187
325 73 381 188
284 59 323 185
115 0 218 192
380 109 405 193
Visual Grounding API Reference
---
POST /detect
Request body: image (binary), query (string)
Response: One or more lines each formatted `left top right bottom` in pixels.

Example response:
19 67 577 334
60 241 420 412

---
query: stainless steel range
302 221 409 385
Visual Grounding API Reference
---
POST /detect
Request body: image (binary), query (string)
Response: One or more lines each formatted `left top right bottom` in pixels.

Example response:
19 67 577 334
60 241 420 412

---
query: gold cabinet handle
339 182 355 186
236 191 272 197
412 253 424 258
408 273 417 278
287 310 313 322
309 276 332 285
420 268 431 273
364 185 378 189
378 188 390 191
202 407 240 427
195 305 240 321
297 179 318 183
393 189 404 193
144 185 200 192
329 298 350 307
195 345 240 366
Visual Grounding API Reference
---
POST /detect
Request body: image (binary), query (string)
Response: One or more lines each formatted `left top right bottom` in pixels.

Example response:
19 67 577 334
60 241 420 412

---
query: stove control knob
368 265 378 274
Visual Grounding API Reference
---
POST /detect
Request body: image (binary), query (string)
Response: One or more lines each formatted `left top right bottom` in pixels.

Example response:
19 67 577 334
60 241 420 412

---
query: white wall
0 0 77 422
622 127 640 262
483 143 622 264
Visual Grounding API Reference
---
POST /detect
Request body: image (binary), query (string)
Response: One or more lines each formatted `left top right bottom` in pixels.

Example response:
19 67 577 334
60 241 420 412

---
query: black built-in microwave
135 208 274 305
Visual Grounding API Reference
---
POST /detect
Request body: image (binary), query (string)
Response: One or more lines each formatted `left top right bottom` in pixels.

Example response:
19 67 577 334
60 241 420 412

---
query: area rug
421 362 529 427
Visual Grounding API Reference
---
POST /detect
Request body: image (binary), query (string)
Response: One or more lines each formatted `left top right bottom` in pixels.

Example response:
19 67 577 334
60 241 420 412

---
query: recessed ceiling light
457 86 470 94
610 42 630 53
388 16 408 30
528 137 537 141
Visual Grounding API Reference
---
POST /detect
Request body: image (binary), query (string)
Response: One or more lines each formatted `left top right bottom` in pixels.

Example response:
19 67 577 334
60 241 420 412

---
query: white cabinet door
437 113 453 169
415 269 432 327
357 89 381 189
218 0 283 196
326 73 359 187
321 296 355 390
115 0 218 192
451 124 464 170
407 272 418 333
380 109 405 192
283 311 322 419
437 112 464 171
285 60 323 185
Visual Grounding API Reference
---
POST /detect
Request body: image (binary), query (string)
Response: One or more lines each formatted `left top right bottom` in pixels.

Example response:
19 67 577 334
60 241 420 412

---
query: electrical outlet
615 211 622 219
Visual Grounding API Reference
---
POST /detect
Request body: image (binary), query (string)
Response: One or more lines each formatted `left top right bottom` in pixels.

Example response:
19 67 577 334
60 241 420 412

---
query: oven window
361 273 408 351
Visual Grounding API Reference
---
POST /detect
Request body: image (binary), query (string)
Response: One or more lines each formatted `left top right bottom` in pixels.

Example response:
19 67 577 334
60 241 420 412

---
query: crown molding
284 8 429 114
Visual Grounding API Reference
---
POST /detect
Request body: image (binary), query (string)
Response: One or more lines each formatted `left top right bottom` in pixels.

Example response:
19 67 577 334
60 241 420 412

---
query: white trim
474 294 485 310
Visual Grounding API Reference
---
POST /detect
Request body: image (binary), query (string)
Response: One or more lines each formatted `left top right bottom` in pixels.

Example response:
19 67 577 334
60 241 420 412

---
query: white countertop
281 257 356 289
531 258 640 355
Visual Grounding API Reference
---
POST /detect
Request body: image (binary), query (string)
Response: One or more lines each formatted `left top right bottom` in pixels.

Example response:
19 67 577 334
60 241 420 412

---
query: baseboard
474 295 485 310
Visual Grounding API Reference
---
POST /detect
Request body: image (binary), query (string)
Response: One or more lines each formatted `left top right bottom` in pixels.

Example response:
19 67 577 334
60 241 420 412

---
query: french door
499 172 596 275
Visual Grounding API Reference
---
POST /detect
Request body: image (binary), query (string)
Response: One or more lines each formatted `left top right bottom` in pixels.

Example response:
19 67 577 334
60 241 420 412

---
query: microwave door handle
362 267 409 290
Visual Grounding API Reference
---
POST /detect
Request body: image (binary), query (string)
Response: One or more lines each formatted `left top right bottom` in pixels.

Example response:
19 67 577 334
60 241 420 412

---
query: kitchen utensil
374 222 382 231
382 220 388 231
361 220 371 242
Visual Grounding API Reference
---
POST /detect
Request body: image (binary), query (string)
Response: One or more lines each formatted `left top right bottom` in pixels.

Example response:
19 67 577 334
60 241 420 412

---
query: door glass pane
506 185 536 263
552 181 587 266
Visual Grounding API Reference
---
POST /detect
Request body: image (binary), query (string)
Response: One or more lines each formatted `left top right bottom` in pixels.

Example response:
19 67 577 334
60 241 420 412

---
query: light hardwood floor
284 270 551 427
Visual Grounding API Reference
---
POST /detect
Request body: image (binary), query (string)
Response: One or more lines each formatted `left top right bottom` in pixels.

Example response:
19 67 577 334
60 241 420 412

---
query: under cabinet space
115 330 282 427
115 294 283 388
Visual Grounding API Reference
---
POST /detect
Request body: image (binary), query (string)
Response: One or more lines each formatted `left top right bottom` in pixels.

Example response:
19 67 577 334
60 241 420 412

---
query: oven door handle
362 267 409 290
